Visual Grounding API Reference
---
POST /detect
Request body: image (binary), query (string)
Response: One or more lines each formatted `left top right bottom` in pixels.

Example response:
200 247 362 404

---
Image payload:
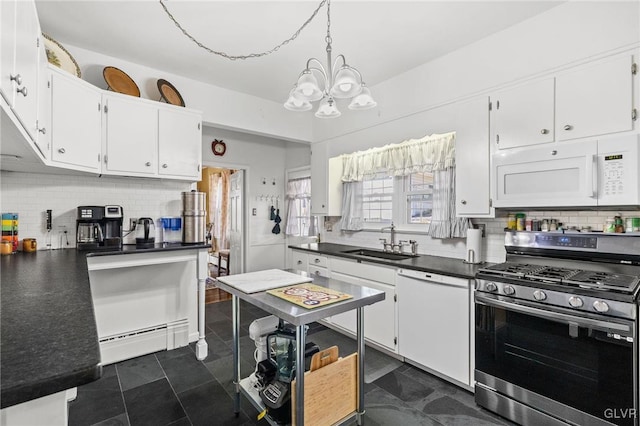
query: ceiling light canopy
284 0 376 118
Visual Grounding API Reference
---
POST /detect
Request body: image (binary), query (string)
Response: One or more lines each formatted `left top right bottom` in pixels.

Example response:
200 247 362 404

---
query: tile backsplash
0 171 193 249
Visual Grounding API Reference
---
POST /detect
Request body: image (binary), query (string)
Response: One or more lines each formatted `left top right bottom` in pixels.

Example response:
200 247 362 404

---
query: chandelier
284 0 377 118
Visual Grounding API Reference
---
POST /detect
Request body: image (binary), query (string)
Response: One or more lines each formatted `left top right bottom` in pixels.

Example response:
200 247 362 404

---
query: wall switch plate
252 208 257 216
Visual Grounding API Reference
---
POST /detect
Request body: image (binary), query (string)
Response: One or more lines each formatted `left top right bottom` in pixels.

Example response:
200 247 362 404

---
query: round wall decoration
212 139 226 156
42 33 81 78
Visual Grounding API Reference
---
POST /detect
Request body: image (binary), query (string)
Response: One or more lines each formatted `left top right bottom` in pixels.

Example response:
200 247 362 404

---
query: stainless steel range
475 231 639 426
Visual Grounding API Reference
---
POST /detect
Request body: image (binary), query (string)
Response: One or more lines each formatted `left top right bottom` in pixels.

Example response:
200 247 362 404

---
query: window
404 172 433 224
285 176 313 237
360 171 433 227
361 173 394 224
289 197 312 236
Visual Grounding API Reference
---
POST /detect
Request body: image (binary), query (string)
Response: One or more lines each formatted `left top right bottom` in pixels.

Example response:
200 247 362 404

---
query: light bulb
339 83 352 92
302 88 313 96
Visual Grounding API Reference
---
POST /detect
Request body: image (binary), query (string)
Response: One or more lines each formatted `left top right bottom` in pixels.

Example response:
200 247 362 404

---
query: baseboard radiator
99 319 189 365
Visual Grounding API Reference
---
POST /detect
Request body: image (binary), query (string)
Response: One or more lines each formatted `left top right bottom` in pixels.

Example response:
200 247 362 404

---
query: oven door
475 293 637 426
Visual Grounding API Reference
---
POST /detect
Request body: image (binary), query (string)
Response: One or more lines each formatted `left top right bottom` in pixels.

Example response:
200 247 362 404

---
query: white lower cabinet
397 269 471 386
328 257 397 352
291 250 308 272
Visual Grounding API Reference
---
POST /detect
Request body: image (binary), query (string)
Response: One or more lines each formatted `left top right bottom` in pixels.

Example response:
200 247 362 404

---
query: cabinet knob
10 74 22 85
563 124 573 131
145 162 151 167
16 86 28 97
58 148 66 154
314 258 320 263
540 128 549 134
296 260 303 265
38 128 46 135
162 163 168 168
551 150 557 156
461 200 467 205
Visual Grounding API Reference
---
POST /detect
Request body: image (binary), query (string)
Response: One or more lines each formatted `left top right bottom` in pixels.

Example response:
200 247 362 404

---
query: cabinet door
50 70 101 170
557 54 633 141
0 0 16 105
397 275 470 385
330 271 396 351
493 78 555 150
455 96 492 217
10 0 39 140
310 140 328 215
291 250 308 272
158 107 202 180
104 95 157 176
35 45 50 160
493 140 598 208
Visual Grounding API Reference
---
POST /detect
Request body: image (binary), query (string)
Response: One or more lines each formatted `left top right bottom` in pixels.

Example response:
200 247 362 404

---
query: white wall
0 171 191 249
201 127 297 272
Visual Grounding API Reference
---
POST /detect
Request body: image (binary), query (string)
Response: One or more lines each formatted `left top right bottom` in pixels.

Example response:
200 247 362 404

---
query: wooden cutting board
309 346 339 371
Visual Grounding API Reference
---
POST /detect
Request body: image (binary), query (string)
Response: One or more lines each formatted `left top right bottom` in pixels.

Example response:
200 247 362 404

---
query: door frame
201 160 249 274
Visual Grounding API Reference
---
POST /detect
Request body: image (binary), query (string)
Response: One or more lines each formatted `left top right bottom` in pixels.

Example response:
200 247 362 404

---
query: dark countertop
1 250 101 409
289 242 486 279
0 243 209 409
86 242 210 257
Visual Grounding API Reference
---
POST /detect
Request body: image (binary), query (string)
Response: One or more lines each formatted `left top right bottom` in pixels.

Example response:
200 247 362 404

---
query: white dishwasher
396 268 471 387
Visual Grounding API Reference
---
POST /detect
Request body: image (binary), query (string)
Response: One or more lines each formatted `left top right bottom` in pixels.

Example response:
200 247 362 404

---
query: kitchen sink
341 248 415 261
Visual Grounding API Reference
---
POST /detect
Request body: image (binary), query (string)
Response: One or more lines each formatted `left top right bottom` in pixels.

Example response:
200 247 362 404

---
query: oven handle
475 294 632 333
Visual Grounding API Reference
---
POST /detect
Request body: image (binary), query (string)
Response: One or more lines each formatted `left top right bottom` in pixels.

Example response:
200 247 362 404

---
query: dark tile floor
69 300 514 426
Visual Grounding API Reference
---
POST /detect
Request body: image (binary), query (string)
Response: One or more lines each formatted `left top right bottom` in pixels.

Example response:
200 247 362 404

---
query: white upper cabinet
158 107 202 180
455 96 493 217
1 0 40 141
310 142 343 216
556 54 634 142
34 41 50 160
103 93 158 176
1 0 17 105
492 78 555 150
50 67 101 171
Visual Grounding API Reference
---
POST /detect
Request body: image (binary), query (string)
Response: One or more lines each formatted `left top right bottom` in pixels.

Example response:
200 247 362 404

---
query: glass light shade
293 70 323 102
348 86 377 110
330 66 362 98
315 97 341 119
284 93 312 111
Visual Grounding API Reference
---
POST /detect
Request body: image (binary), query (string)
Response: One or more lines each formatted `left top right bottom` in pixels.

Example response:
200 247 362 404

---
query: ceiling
35 1 563 104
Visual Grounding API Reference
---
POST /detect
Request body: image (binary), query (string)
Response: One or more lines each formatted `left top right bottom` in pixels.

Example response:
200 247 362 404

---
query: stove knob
568 296 584 308
503 285 515 296
593 300 610 313
533 290 547 301
485 282 498 292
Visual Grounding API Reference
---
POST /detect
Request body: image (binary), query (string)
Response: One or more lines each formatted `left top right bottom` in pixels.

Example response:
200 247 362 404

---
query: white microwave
493 134 640 208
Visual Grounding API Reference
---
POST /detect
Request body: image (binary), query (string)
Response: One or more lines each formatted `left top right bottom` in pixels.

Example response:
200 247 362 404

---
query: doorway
197 166 244 303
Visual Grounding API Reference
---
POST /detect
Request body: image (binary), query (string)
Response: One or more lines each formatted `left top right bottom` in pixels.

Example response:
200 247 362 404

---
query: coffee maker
76 205 123 250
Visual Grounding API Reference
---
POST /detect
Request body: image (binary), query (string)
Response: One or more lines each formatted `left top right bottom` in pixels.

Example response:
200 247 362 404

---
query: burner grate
479 263 544 277
525 267 579 283
564 271 640 291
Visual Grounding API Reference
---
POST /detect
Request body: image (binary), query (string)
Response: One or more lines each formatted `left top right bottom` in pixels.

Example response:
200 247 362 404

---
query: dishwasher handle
397 269 469 288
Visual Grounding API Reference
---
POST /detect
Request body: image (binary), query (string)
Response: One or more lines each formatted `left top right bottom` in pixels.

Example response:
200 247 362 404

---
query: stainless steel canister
181 191 206 244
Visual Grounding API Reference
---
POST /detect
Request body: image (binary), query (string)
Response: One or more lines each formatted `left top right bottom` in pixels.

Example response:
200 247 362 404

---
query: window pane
409 172 434 191
362 174 393 224
407 194 432 224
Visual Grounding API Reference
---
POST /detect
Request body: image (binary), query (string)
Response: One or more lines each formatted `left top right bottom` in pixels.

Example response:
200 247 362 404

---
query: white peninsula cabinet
397 269 472 387
50 67 102 171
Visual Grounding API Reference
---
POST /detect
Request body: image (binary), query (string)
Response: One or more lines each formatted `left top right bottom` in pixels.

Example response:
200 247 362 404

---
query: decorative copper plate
157 79 185 107
103 66 140 97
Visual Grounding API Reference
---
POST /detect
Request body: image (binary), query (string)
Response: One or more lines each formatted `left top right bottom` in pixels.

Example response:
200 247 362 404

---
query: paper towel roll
466 229 483 264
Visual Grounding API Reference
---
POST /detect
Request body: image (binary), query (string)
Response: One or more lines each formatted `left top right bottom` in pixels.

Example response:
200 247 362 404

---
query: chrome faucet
380 222 396 252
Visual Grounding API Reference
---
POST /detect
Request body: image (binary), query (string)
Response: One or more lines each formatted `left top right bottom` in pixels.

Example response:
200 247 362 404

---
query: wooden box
291 353 358 426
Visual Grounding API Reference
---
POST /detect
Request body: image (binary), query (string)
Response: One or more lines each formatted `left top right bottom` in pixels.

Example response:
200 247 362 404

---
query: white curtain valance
340 131 456 182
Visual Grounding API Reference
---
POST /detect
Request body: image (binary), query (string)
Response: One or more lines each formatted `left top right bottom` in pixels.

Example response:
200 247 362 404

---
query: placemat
267 283 352 309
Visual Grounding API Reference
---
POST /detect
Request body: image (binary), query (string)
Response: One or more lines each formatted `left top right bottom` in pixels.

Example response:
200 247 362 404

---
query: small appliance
76 206 123 251
134 218 156 248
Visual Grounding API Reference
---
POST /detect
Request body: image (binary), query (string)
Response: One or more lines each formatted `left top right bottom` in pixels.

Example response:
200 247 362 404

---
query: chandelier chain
325 0 332 45
159 0 327 61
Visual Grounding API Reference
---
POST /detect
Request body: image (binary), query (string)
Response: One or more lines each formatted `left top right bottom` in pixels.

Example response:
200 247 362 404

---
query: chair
218 249 230 276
